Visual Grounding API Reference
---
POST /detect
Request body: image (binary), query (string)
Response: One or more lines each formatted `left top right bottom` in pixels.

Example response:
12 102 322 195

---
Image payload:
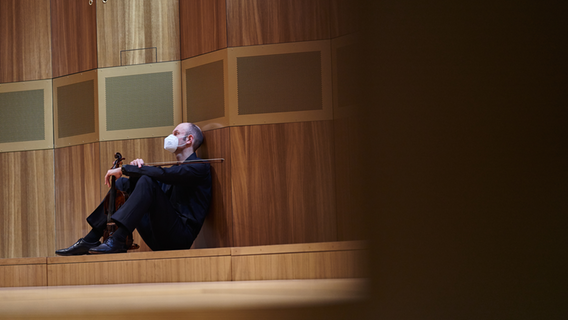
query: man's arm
121 162 210 186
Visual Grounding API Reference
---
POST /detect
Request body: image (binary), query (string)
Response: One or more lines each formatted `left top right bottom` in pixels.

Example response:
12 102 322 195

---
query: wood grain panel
50 0 98 78
334 117 366 241
99 137 177 252
0 150 55 258
97 0 180 68
230 240 367 256
0 0 52 83
180 0 227 60
330 0 360 38
54 143 101 251
226 0 331 47
230 121 337 247
47 256 231 286
232 250 367 281
193 127 233 248
0 264 47 287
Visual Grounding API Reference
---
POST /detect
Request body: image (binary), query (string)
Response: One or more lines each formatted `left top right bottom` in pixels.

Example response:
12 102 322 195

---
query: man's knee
134 175 159 192
137 175 153 185
115 177 130 191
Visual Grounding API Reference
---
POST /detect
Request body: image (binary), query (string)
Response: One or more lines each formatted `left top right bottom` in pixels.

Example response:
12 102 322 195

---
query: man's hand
130 158 145 168
105 168 122 188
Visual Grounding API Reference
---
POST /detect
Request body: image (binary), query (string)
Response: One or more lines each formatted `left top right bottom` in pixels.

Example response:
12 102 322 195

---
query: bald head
180 122 204 150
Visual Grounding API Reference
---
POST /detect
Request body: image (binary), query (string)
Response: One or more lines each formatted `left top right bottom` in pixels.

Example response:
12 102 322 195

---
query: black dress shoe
88 237 127 254
55 238 101 256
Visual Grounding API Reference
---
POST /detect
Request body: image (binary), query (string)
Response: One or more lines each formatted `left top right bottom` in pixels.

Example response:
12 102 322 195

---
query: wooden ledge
47 247 231 265
231 240 367 256
2 241 367 266
2 241 367 287
0 257 47 266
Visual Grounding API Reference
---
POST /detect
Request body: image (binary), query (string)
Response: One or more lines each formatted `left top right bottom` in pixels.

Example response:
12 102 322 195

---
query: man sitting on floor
56 122 211 255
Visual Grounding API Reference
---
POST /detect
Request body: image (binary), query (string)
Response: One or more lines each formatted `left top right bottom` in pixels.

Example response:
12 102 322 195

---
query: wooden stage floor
0 278 369 319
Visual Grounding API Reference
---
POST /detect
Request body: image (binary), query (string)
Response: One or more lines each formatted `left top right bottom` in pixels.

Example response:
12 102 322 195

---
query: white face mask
164 134 185 153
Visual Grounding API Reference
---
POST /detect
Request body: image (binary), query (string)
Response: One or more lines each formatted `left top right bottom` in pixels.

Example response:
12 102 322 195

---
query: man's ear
186 134 194 146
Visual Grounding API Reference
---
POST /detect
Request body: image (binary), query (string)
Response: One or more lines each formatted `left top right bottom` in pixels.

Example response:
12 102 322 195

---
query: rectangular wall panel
0 150 55 258
231 241 368 281
51 0 98 78
47 249 232 286
232 250 366 281
53 70 99 148
106 73 174 130
228 41 333 126
230 121 337 247
182 49 229 130
97 0 180 68
186 60 225 122
180 0 227 59
0 258 47 287
237 51 323 114
97 62 182 141
57 80 96 138
0 80 53 152
226 0 331 47
0 0 52 83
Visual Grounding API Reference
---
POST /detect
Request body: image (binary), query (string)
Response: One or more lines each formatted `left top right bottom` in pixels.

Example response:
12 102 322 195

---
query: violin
102 152 138 250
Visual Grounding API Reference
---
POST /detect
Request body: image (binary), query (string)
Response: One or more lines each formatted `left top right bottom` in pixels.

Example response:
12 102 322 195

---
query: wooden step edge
5 241 367 266
0 257 47 266
230 240 368 256
47 247 232 265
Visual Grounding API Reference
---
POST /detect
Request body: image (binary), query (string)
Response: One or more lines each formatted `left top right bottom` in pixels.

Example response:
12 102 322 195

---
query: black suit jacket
120 152 212 234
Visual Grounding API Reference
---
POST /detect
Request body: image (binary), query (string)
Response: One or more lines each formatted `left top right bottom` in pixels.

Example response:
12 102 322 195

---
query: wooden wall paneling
0 150 55 258
192 127 233 248
0 0 52 83
331 33 364 241
54 143 101 252
180 0 227 60
232 250 366 281
226 0 331 47
99 138 177 252
330 0 360 38
230 121 337 247
47 248 232 286
97 0 180 68
0 258 47 287
50 0 98 78
230 241 368 281
47 256 231 286
333 117 365 241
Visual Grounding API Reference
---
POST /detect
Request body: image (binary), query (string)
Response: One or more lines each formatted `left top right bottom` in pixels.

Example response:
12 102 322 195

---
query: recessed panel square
0 89 44 143
237 51 323 115
186 60 225 123
57 80 96 138
105 72 174 131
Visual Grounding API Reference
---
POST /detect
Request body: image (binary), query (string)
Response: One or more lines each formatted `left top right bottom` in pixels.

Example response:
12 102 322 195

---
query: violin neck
107 177 117 222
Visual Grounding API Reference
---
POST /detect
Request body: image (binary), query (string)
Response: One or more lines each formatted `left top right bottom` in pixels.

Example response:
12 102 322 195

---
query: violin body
102 152 138 250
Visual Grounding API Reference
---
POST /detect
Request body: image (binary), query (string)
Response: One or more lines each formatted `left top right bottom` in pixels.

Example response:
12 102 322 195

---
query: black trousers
86 175 196 251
